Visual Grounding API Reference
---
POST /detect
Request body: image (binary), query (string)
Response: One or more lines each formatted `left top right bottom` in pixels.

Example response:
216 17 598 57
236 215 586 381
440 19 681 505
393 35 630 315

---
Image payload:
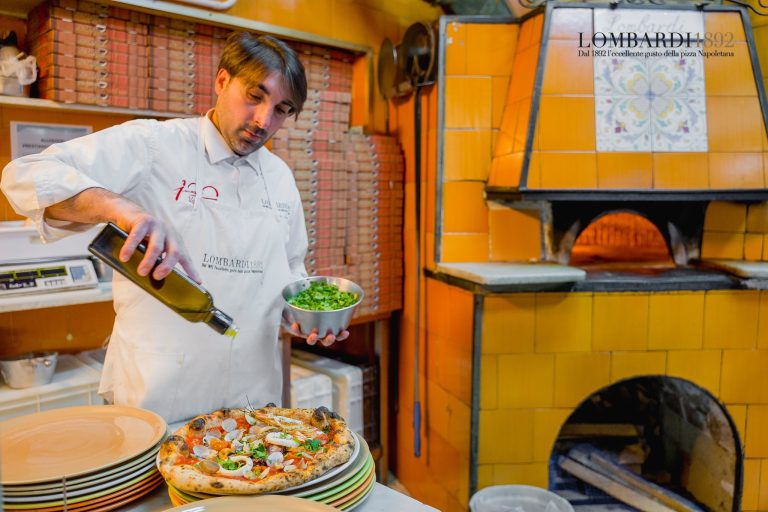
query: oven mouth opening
569 212 675 269
549 376 743 511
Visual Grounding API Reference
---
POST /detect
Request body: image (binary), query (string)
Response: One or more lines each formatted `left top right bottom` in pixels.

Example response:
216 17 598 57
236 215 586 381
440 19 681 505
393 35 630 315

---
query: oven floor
572 264 738 292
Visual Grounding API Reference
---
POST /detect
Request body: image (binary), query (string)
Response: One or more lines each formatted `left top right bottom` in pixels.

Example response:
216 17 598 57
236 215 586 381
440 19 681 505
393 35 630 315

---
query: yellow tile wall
744 459 761 510
488 205 542 262
610 351 667 382
444 130 492 182
489 15 541 189
475 287 768 510
592 293 649 351
761 459 768 510
698 201 768 262
482 294 535 354
553 352 611 407
648 292 705 349
539 153 597 189
478 408 535 463
746 406 768 458
666 349 723 396
535 292 592 352
442 181 489 233
497 353 554 407
704 291 760 349
442 21 519 264
533 409 572 461
441 234 490 262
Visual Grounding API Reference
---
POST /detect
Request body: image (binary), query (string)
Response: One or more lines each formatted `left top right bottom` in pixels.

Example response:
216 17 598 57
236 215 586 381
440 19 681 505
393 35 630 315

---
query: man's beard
233 127 268 155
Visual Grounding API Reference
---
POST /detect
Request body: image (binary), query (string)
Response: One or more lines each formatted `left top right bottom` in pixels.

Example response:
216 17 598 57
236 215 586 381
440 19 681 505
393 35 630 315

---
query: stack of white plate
165 432 375 511
1 405 167 512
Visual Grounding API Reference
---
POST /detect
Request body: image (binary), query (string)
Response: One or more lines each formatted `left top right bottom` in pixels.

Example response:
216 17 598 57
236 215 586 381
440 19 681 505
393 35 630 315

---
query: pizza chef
0 32 347 424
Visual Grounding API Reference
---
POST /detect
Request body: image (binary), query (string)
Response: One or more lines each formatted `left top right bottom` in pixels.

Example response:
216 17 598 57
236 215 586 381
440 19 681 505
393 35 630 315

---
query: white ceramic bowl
282 276 363 337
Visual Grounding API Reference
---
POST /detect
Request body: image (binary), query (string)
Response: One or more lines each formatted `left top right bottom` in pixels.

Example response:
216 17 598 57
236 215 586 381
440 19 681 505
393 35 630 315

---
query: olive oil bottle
88 223 238 337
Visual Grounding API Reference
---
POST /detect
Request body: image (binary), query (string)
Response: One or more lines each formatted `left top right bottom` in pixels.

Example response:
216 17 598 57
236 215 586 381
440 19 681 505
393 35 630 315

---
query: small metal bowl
282 276 364 337
0 351 58 389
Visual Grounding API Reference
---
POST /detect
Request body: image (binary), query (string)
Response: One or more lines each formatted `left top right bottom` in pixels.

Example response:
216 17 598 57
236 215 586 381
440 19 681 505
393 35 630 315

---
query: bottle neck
205 308 239 338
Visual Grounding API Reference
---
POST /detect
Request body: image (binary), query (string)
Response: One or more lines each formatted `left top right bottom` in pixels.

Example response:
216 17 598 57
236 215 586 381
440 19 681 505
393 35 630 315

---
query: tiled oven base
412 277 768 511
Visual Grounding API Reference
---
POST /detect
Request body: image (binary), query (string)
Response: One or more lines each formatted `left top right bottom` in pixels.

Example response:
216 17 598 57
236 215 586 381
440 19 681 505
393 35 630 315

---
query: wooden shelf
0 282 112 313
0 95 191 119
1 0 368 53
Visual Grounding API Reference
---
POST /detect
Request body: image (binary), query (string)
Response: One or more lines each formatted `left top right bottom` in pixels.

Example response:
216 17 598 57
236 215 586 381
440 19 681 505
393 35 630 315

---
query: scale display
0 259 99 295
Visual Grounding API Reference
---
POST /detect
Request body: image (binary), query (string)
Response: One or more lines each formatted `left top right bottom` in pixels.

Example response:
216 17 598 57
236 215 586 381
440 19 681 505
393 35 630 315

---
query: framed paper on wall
10 121 92 160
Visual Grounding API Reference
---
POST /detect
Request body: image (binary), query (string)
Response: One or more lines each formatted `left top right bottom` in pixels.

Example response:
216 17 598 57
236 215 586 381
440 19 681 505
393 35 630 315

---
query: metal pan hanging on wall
398 21 437 87
377 37 413 100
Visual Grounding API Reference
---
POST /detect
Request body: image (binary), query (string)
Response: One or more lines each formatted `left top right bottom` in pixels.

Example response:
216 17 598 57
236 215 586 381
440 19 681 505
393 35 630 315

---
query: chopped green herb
249 443 267 460
218 458 240 470
303 439 322 452
288 281 359 311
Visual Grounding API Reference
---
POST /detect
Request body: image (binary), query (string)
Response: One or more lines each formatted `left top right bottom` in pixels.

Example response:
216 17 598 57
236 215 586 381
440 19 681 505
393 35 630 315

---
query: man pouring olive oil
0 32 349 424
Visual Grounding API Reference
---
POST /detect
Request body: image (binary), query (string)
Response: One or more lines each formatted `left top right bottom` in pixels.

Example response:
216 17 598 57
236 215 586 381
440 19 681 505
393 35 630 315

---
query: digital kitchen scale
0 258 100 296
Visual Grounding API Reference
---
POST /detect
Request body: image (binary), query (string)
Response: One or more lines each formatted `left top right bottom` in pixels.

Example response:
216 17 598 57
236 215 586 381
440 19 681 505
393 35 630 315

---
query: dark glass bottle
88 223 238 337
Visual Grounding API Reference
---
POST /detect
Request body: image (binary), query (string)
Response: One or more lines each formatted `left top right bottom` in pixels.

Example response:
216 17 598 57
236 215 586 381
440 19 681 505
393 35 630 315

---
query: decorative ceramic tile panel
592 9 708 152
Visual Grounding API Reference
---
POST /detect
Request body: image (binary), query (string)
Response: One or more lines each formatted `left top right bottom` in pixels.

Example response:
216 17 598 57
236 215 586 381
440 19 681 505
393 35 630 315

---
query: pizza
158 404 355 494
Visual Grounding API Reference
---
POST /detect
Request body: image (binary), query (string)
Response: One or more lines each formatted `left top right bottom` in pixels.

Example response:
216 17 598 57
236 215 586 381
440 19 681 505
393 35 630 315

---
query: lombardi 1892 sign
578 9 735 58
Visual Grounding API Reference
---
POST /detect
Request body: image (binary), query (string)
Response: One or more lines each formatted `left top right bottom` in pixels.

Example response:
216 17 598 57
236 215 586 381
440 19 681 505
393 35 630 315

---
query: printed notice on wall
10 122 92 160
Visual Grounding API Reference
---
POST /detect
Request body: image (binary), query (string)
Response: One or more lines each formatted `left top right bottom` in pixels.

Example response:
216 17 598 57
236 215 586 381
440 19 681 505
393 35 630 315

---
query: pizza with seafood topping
158 405 355 494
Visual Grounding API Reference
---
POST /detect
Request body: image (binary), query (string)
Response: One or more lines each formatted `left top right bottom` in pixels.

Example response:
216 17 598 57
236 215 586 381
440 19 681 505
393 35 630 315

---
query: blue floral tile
651 96 708 152
592 9 708 153
594 53 647 96
646 53 705 97
596 96 652 151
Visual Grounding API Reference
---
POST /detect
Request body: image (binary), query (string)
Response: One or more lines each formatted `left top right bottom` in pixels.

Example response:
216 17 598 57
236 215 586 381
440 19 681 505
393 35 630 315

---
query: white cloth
1 114 308 423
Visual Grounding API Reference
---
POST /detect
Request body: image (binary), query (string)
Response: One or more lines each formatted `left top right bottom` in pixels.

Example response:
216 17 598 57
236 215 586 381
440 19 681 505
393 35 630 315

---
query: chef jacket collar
201 110 262 168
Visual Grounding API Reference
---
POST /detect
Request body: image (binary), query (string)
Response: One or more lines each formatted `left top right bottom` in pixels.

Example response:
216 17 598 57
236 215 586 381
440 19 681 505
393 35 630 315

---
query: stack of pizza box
146 17 227 115
343 133 404 316
271 41 405 319
28 0 150 109
275 89 353 278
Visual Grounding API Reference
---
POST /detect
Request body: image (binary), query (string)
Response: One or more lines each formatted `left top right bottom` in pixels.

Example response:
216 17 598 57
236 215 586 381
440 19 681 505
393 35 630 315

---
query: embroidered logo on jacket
174 179 219 203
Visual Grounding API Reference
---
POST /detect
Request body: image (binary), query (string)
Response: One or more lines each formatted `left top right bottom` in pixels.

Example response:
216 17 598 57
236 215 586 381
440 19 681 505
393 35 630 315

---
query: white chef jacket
0 114 308 421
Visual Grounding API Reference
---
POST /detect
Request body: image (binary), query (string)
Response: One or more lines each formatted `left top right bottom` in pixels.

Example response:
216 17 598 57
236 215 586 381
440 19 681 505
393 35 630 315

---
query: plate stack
165 433 375 511
1 405 167 512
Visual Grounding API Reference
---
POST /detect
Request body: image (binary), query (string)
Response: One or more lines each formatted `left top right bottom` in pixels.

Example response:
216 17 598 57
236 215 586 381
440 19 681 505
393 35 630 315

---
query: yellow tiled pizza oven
490 7 768 192
395 2 768 511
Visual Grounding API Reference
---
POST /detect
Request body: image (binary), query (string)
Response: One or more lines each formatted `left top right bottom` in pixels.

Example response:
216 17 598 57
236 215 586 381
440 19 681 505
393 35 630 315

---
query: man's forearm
44 187 140 226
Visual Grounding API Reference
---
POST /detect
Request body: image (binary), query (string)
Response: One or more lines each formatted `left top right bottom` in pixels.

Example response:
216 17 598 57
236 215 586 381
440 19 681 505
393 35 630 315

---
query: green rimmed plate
308 456 373 502
339 475 376 511
328 466 376 507
287 433 371 498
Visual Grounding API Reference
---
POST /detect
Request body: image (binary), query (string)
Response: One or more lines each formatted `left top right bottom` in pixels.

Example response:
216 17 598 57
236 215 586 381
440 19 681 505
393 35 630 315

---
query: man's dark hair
218 32 307 118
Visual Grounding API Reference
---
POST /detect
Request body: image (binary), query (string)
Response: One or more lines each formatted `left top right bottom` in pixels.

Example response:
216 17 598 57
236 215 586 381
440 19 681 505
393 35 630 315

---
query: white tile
591 13 708 153
594 52 649 96
651 96 708 152
593 9 704 41
646 52 706 96
595 96 653 152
